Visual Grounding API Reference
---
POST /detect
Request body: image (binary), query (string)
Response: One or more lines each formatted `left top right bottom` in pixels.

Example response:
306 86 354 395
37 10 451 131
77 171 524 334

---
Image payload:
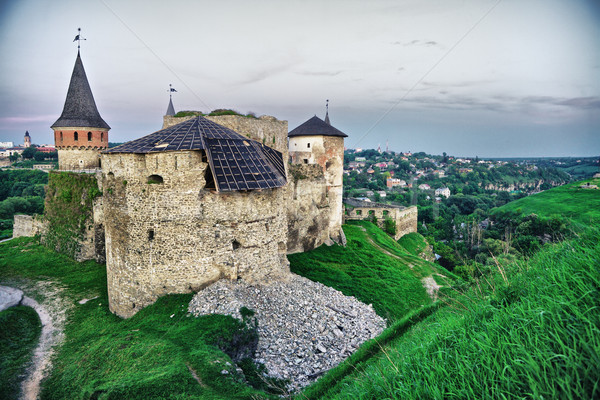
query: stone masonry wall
286 164 331 254
57 148 102 170
12 214 45 238
101 150 289 318
344 204 418 240
394 206 418 240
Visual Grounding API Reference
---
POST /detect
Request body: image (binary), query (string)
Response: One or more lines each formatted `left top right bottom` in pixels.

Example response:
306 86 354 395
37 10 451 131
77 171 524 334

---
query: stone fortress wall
343 201 418 240
286 164 332 254
12 214 46 238
19 113 417 318
101 150 290 318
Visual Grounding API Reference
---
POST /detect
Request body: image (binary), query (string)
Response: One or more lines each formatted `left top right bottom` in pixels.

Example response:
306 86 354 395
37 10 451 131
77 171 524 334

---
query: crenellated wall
101 150 289 318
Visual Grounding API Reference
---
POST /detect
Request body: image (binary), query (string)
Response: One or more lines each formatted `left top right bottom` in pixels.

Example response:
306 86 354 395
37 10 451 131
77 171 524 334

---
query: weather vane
326 99 329 113
169 84 177 98
73 27 86 50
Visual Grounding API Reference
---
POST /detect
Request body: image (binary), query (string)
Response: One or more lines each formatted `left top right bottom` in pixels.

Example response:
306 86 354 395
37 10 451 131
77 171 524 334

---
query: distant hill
498 177 600 227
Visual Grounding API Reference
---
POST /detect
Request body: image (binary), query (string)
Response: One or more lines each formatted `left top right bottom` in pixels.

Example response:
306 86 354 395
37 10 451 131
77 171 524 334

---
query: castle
21 48 417 318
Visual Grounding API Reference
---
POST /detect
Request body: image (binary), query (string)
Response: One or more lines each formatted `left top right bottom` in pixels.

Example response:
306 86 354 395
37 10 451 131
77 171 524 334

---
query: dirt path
357 227 443 300
0 282 67 400
357 226 415 267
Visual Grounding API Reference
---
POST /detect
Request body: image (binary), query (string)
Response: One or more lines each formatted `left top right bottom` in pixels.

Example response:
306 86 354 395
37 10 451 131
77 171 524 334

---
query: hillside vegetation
499 177 600 227
303 227 600 399
288 220 454 321
297 179 600 399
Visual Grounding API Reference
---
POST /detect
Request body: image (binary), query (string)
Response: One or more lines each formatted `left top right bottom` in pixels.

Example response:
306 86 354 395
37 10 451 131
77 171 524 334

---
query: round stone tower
288 108 348 242
24 131 31 148
52 50 110 170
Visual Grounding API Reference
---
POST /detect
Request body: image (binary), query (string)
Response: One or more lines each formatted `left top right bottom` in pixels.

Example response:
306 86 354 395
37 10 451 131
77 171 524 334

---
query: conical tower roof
166 96 176 116
288 116 347 138
51 51 110 129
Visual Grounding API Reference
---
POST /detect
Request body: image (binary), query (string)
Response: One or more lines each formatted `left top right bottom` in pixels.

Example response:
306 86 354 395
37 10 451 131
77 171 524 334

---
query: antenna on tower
73 27 86 50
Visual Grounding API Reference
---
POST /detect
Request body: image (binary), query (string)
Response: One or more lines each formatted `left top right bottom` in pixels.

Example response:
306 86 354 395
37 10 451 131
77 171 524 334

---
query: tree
22 147 37 159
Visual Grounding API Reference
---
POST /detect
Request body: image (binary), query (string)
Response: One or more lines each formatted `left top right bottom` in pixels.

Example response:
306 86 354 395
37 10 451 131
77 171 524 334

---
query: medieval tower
52 50 110 170
288 107 347 242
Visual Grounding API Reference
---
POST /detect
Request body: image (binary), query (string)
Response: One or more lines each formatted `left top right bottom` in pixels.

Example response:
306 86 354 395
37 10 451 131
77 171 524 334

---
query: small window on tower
307 143 311 148
101 132 104 142
74 132 78 141
303 159 308 164
60 132 63 142
88 132 92 141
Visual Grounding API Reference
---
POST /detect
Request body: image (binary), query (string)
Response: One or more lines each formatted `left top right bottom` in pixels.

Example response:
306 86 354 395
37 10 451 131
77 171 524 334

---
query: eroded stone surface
188 274 386 391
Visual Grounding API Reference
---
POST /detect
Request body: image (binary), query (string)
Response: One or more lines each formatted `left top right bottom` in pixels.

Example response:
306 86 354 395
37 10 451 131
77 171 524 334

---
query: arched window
147 174 164 184
74 131 78 141
88 132 92 141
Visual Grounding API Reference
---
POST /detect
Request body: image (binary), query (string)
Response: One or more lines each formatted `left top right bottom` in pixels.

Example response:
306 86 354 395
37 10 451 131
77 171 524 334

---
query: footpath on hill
0 282 67 400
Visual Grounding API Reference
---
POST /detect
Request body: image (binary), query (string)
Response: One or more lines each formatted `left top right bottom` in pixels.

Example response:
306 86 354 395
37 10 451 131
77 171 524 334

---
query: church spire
51 49 110 129
324 99 331 125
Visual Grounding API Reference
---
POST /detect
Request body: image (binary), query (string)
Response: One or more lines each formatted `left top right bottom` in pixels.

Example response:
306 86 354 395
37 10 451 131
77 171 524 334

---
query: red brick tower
52 50 110 170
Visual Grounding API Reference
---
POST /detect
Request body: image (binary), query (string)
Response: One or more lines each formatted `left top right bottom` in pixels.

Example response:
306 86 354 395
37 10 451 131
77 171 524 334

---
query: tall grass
311 228 600 399
0 306 42 399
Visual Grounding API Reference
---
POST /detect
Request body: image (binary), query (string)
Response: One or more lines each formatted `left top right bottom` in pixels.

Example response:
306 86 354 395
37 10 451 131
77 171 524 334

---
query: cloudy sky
0 0 598 157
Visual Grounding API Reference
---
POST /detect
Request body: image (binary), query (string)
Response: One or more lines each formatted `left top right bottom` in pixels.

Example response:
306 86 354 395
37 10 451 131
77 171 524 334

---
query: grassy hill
296 179 600 399
288 220 455 322
499 177 600 227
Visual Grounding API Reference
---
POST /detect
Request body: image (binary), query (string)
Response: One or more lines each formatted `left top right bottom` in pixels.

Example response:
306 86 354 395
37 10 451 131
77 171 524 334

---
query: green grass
288 221 454 322
397 232 430 256
0 305 42 399
500 178 600 228
0 238 278 400
305 228 600 399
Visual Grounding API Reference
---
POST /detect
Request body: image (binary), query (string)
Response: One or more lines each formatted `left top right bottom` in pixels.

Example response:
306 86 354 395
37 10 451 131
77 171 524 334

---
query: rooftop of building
288 115 348 138
51 51 110 130
104 116 286 192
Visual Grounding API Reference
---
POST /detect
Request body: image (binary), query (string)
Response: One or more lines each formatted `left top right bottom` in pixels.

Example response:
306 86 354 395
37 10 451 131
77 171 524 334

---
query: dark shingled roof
288 115 347 138
104 116 286 192
51 52 110 130
165 97 175 116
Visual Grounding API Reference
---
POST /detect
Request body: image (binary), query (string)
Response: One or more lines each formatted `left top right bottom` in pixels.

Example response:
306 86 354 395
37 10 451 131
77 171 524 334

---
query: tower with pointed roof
52 50 110 170
288 105 347 242
24 131 31 148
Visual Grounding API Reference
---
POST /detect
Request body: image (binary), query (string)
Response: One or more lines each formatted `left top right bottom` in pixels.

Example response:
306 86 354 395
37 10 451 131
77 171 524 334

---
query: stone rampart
344 200 418 240
286 164 332 254
101 150 289 318
12 214 45 238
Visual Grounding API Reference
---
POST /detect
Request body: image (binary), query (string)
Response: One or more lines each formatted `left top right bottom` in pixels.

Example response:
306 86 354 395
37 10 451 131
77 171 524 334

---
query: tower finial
73 27 86 51
324 99 331 125
168 84 177 99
